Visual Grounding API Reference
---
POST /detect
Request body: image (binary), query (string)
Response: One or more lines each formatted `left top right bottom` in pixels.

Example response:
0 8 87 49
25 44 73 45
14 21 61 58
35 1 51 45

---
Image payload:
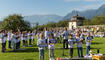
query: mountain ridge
24 14 63 25
63 4 105 20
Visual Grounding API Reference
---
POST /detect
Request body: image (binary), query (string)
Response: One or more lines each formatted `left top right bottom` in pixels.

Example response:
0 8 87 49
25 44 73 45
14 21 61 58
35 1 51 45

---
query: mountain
24 14 63 25
1 4 105 26
63 4 105 20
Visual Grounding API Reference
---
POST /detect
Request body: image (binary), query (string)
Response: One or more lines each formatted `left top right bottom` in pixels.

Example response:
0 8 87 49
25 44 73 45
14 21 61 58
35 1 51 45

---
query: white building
69 14 85 30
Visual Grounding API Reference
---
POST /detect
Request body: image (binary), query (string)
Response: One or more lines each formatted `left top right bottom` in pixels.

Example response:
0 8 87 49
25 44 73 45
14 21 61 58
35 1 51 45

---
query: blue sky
0 0 104 18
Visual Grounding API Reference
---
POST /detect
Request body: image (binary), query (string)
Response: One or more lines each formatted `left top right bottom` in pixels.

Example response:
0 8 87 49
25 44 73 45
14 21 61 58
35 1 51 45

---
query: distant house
69 14 85 30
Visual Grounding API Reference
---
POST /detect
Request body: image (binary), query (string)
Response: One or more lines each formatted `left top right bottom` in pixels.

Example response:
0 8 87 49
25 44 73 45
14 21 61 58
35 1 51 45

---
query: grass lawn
0 37 105 60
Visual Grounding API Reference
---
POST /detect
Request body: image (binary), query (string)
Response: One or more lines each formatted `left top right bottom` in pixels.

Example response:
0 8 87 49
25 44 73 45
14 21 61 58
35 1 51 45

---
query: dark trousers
70 48 73 58
29 39 32 45
1 43 6 52
86 46 90 55
18 41 20 48
23 40 25 46
63 39 68 49
45 39 48 44
77 47 83 57
8 41 12 48
16 41 20 49
16 43 18 49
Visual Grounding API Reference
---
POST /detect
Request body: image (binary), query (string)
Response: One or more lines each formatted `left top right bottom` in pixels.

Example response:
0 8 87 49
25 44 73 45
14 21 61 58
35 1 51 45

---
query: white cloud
81 4 99 9
64 0 103 2
73 4 101 11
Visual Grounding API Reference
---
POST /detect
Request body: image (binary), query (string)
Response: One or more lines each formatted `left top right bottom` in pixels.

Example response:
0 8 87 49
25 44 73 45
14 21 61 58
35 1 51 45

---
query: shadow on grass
28 44 38 47
7 47 39 53
25 59 34 60
55 47 101 50
91 42 103 45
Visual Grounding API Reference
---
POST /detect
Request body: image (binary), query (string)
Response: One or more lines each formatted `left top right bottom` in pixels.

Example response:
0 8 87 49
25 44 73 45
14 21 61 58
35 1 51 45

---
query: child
86 32 93 56
44 28 50 44
76 33 83 57
62 27 69 49
28 31 32 46
48 33 56 60
15 32 20 49
31 31 35 44
7 30 12 49
11 32 16 52
37 33 47 60
17 32 21 49
36 31 40 40
68 34 75 58
1 30 7 52
25 31 28 46
22 32 26 47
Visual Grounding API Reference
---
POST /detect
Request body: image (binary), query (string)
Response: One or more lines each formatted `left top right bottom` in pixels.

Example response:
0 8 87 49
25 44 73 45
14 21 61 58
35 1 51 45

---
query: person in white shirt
31 31 35 44
15 32 21 49
48 33 56 60
21 31 28 47
25 31 28 46
11 32 17 52
22 32 26 47
86 32 93 56
68 34 76 58
44 28 49 44
37 33 47 60
37 31 40 40
1 30 7 52
28 31 32 45
18 32 21 49
7 30 12 49
97 26 99 32
76 32 83 57
63 27 69 49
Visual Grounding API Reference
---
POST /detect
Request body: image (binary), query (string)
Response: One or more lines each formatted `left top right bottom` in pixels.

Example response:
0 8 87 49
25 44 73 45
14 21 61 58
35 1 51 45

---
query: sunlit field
0 36 105 60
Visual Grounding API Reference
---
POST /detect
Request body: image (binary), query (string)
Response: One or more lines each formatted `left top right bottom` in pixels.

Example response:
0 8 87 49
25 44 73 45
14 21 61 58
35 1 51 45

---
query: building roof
70 14 85 22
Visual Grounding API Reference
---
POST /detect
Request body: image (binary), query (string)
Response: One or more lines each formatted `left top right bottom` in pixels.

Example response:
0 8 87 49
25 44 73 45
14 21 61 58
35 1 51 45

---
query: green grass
0 37 105 60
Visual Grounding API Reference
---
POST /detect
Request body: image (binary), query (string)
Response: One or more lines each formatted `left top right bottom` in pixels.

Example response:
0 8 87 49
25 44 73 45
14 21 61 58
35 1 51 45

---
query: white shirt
37 33 40 40
37 38 46 50
76 37 82 47
54 33 57 38
44 31 49 39
7 32 12 41
86 36 92 46
68 39 75 48
28 33 31 39
63 30 69 39
31 32 35 39
1 33 7 43
11 34 16 43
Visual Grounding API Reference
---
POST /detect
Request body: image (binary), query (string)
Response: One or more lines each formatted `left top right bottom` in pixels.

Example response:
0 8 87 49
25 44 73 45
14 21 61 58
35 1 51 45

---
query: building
69 14 85 30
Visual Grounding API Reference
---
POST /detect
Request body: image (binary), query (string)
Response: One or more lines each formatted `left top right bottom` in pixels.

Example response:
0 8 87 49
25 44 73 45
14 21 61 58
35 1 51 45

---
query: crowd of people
37 26 103 60
0 30 36 52
0 26 104 60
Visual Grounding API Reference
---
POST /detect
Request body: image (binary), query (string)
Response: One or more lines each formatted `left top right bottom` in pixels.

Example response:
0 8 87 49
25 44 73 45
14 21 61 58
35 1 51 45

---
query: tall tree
0 14 30 31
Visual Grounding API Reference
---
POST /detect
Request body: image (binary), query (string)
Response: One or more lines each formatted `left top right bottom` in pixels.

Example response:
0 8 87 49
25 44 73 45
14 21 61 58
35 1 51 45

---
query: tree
83 14 105 25
83 19 92 25
0 14 30 32
56 20 68 27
